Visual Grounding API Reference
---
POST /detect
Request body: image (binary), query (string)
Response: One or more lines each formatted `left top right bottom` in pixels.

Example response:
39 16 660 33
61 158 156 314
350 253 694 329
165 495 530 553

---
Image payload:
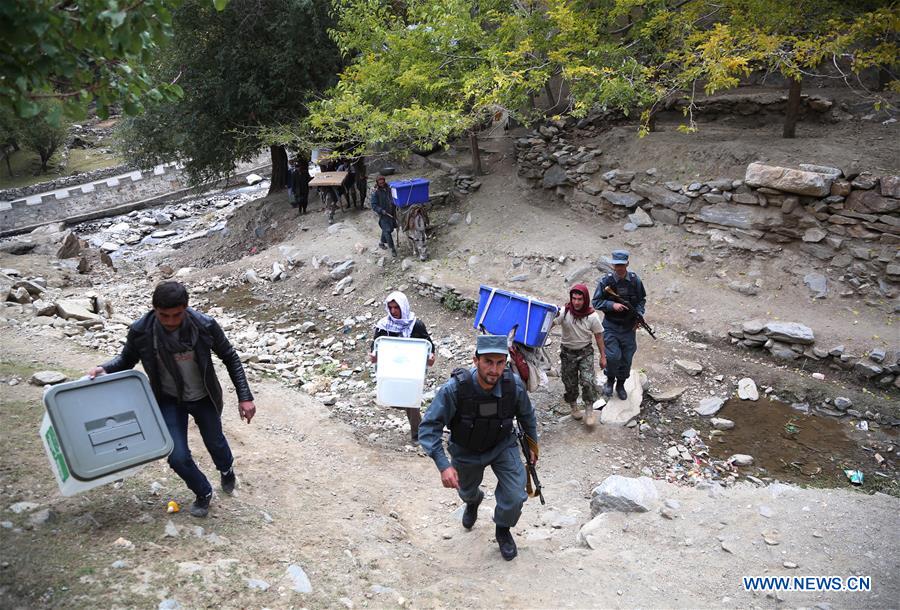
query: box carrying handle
524 297 532 345
477 287 497 330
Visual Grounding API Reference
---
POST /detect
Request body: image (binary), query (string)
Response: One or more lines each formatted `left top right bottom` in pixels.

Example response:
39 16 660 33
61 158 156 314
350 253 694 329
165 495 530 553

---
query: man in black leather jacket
87 281 256 518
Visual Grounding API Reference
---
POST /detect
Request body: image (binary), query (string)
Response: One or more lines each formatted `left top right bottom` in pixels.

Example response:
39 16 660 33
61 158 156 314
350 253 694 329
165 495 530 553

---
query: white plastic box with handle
374 337 432 408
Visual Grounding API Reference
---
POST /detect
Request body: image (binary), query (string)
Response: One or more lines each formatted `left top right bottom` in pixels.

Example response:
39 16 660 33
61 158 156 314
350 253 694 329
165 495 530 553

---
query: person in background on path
86 281 256 518
370 175 397 256
287 157 310 215
591 250 647 400
418 335 538 561
353 157 368 210
552 283 606 426
370 291 435 442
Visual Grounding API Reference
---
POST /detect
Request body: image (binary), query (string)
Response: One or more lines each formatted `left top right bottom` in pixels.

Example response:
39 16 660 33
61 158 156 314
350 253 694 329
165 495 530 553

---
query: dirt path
1 335 898 609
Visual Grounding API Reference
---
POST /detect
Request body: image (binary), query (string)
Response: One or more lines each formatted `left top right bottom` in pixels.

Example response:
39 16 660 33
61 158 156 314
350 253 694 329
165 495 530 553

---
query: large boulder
695 397 725 416
56 231 83 259
630 183 691 209
590 475 658 516
744 162 832 197
698 203 784 230
764 321 815 345
55 298 99 321
599 370 643 425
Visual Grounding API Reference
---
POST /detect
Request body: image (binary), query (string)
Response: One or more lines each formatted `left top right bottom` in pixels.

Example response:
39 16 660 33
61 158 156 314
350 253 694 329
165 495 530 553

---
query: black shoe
221 468 236 494
603 380 614 397
496 526 518 561
462 494 483 530
615 380 628 401
190 492 212 518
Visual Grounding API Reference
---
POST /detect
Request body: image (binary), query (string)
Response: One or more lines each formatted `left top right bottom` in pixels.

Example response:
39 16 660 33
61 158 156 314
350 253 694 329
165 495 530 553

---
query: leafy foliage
0 0 191 120
18 99 70 172
119 0 341 185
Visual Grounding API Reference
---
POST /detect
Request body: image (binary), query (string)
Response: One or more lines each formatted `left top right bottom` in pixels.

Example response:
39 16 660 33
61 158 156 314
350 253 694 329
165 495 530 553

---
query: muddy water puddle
707 396 897 490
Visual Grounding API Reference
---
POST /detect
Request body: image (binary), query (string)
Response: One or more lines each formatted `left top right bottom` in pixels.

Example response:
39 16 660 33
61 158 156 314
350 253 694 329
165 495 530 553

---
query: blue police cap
476 335 509 356
610 250 630 265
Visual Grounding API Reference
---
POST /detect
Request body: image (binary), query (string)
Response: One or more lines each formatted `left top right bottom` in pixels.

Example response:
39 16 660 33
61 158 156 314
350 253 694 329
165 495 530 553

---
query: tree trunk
469 131 482 176
877 66 891 92
783 77 802 139
268 144 288 194
3 152 11 178
544 82 556 113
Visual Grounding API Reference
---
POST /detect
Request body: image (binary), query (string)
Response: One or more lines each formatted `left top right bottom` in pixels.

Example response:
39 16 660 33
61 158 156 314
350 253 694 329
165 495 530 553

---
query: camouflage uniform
560 344 597 405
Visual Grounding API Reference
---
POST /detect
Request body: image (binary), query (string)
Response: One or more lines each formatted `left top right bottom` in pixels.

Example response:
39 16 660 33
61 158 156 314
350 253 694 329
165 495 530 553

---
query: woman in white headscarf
370 291 435 442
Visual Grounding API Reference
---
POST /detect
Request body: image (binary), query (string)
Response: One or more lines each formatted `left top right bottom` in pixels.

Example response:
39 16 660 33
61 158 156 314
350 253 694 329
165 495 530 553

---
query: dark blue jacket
592 271 646 329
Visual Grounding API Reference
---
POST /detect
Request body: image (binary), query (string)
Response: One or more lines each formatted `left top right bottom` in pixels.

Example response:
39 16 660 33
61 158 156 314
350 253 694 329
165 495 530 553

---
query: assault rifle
603 286 657 339
516 425 545 504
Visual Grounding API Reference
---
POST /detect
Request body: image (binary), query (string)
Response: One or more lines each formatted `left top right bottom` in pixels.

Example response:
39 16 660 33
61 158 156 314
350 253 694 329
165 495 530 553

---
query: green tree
541 0 898 138
291 0 556 175
0 105 21 177
19 99 70 172
119 0 341 191
0 0 199 120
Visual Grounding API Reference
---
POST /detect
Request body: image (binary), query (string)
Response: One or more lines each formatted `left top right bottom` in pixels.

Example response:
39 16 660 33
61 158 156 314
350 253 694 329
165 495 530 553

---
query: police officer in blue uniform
591 250 647 400
418 335 538 561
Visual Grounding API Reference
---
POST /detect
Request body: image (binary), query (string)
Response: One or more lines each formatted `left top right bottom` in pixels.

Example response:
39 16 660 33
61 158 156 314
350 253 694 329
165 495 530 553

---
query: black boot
603 378 614 397
495 526 518 561
221 467 236 495
615 379 628 400
190 492 212 518
462 493 483 530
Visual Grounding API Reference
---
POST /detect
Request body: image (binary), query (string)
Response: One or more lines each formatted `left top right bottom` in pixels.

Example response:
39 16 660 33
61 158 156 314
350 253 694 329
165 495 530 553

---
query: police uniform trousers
450 436 527 529
603 321 637 382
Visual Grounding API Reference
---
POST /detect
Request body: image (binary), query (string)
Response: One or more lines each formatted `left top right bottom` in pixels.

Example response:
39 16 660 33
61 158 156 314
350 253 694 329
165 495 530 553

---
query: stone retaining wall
412 276 477 313
515 129 900 292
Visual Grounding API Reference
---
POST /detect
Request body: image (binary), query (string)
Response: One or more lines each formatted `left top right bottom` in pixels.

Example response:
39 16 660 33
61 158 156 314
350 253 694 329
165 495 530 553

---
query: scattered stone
834 397 853 410
30 371 67 386
674 360 703 376
710 418 735 430
245 578 270 591
648 387 685 402
737 378 759 401
246 173 263 185
159 600 182 610
8 501 40 514
758 505 774 518
590 475 658 516
286 564 313 593
803 273 827 299
329 260 354 280
728 454 754 467
695 397 725 416
447 213 463 225
164 520 180 538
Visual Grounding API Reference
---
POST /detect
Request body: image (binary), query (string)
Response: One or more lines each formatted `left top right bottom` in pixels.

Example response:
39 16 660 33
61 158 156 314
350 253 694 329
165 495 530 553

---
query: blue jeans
603 324 637 382
158 395 233 497
379 216 396 251
452 438 527 528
